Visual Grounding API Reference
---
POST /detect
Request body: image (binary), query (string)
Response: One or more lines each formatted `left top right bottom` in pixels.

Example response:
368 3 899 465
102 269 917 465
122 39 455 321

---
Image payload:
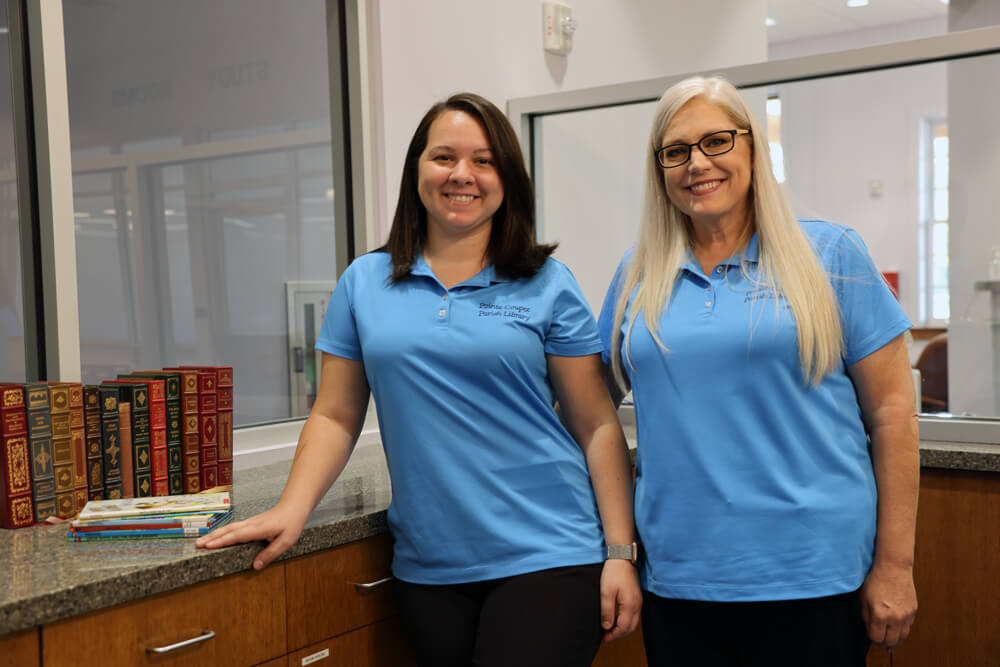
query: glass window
531 51 1000 419
766 96 786 184
63 0 348 425
0 2 28 382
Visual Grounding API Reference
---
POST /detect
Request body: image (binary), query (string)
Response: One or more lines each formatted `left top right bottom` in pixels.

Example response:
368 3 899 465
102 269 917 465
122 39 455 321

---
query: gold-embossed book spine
24 382 56 522
0 384 34 528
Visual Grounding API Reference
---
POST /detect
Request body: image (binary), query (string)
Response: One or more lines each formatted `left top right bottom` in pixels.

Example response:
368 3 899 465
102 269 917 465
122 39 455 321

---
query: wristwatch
605 542 638 565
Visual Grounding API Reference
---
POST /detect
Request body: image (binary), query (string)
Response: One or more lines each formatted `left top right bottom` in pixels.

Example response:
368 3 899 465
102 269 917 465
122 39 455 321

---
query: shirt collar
411 254 507 288
680 232 760 276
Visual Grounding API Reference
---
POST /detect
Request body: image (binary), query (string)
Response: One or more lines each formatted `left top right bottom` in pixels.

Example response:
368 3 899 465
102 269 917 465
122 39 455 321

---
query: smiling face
660 97 753 231
417 110 504 241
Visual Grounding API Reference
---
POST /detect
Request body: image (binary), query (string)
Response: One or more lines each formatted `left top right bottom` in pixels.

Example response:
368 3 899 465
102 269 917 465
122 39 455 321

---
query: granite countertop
0 441 392 637
919 441 1000 472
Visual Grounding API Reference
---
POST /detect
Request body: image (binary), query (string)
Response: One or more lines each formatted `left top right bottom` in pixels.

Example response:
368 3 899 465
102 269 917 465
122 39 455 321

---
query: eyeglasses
655 129 750 168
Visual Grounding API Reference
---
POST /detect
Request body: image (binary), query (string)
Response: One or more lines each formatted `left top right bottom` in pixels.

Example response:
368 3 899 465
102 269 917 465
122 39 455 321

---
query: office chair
914 333 948 412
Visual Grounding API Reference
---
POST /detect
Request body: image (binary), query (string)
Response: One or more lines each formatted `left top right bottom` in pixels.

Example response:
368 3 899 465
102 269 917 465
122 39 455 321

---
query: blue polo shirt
599 220 912 601
317 251 606 584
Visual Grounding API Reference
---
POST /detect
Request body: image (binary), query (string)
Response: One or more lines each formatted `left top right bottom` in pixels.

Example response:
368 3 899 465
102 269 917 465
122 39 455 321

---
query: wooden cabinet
875 468 1000 667
42 566 286 667
287 617 415 667
285 533 399 652
0 628 39 667
23 534 410 667
593 625 647 666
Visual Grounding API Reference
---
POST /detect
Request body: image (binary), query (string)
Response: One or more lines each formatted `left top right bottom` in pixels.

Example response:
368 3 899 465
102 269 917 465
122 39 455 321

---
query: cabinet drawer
592 626 647 667
0 628 40 667
286 617 415 667
285 534 397 650
43 566 285 667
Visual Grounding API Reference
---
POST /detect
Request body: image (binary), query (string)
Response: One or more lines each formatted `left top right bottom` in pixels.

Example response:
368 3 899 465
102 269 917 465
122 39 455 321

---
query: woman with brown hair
199 93 640 666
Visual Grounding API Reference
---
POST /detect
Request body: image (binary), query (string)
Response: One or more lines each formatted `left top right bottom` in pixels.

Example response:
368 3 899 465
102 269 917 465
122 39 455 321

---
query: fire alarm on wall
543 2 576 56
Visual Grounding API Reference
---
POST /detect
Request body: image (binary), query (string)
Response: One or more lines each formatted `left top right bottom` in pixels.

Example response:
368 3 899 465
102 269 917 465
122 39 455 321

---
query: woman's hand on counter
600 558 642 642
194 503 309 570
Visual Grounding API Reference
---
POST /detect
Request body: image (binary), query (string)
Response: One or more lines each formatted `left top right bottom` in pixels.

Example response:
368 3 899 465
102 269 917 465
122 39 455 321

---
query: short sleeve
817 225 913 365
597 255 630 365
315 263 362 361
544 261 604 357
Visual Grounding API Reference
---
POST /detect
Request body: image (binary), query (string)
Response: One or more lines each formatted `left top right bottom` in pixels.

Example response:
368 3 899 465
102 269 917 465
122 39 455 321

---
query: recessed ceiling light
765 17 777 27
938 0 949 4
846 0 869 6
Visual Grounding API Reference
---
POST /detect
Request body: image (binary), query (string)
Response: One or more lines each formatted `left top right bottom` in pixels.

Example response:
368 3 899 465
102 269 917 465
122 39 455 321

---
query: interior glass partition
0 0 27 382
528 34 1000 423
62 0 348 426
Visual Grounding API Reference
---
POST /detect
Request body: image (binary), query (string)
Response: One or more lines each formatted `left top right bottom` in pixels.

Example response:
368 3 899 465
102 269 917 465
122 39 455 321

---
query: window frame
919 115 950 326
22 1 372 427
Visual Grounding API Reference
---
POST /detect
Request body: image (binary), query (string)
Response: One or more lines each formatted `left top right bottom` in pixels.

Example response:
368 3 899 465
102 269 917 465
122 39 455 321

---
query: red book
116 377 168 496
0 384 34 528
215 367 234 487
176 367 219 490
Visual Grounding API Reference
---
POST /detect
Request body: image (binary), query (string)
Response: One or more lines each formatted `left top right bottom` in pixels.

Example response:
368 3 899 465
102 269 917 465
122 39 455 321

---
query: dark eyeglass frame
655 129 750 168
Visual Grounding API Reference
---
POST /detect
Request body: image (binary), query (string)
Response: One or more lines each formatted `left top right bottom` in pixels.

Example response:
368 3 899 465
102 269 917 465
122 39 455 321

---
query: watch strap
605 542 637 564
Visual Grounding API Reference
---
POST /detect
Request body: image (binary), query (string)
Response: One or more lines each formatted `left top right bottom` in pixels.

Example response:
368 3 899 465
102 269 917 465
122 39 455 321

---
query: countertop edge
0 511 389 636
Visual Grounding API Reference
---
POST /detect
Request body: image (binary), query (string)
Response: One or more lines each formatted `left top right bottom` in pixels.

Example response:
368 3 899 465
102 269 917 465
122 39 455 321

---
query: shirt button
705 301 712 308
716 267 723 273
442 294 449 300
438 309 446 317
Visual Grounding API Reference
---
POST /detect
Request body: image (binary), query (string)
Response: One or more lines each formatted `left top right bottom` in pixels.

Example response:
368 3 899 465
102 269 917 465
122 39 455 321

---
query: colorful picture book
67 510 233 541
67 491 232 541
75 491 230 520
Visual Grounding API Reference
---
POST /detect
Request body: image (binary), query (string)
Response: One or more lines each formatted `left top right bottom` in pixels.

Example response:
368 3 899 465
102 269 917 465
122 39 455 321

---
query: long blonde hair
609 76 843 390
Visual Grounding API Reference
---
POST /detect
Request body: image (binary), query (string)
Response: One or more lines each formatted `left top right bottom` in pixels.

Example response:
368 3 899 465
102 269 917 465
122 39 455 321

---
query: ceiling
767 0 948 42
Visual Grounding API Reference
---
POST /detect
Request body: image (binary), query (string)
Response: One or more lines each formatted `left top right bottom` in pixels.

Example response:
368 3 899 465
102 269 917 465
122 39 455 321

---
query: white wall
367 0 768 245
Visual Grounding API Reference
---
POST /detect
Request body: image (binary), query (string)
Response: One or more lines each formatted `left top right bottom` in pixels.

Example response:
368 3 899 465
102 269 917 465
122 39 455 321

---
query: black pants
641 588 871 667
394 563 604 667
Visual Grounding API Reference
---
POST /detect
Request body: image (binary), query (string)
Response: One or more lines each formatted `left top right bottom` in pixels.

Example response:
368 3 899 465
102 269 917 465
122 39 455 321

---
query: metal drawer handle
353 575 393 591
146 630 216 654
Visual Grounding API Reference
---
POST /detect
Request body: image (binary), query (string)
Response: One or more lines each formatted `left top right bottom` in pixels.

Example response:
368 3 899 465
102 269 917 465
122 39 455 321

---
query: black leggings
641 588 871 667
394 563 604 667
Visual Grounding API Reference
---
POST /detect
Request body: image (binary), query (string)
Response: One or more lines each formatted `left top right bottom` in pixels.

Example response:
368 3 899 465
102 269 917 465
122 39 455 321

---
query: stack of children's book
66 492 233 541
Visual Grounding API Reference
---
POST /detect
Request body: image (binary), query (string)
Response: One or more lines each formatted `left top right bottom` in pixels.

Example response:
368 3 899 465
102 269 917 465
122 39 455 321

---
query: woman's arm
601 361 628 410
195 353 371 569
548 352 641 642
847 334 919 649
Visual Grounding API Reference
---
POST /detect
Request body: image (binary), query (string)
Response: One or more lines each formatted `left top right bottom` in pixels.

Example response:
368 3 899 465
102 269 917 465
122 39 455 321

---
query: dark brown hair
381 92 556 282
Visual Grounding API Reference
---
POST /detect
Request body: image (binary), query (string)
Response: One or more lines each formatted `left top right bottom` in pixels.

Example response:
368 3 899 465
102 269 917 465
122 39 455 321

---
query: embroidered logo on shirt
478 302 532 321
743 287 786 303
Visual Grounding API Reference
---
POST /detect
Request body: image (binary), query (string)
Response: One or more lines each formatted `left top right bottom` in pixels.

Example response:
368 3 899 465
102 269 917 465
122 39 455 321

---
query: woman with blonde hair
599 76 918 666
